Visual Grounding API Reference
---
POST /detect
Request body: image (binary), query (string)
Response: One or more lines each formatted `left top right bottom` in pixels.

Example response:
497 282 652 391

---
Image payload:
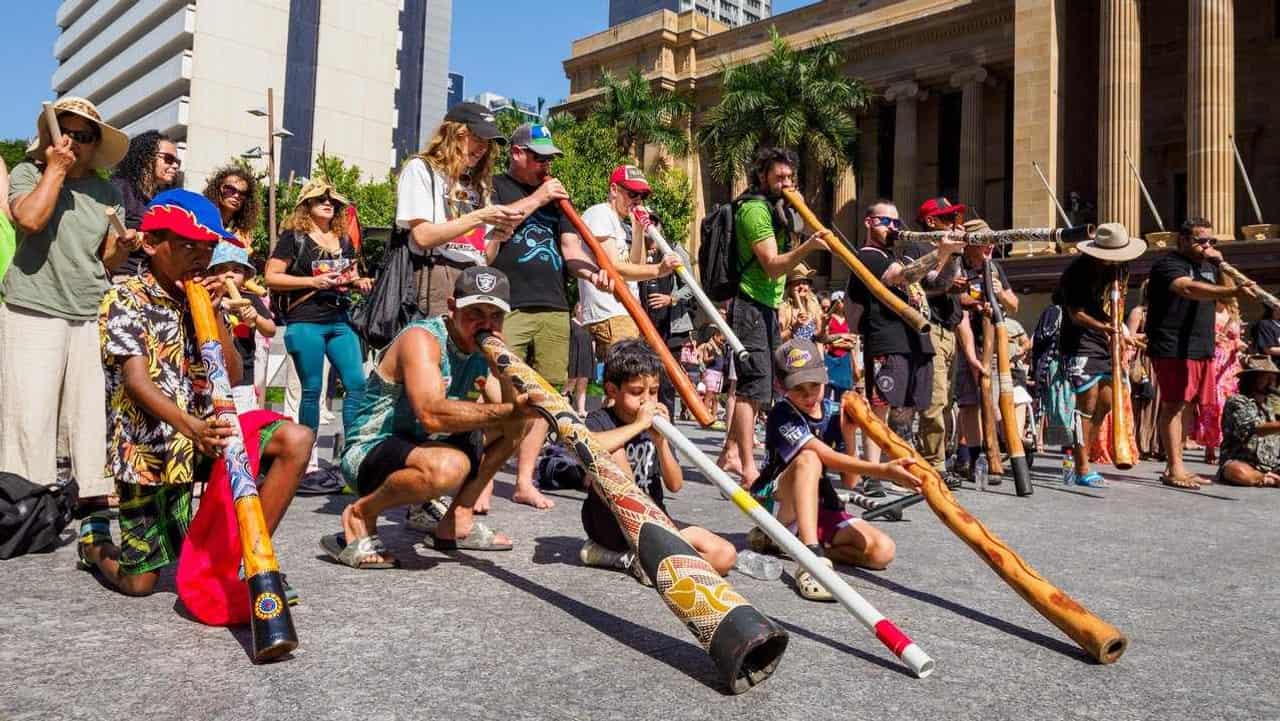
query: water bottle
1061 457 1074 485
734 549 783 581
974 456 989 489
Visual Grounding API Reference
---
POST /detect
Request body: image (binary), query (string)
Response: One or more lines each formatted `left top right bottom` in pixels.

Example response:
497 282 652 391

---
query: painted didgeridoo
187 281 298 663
841 391 1128 664
891 224 1095 247
782 188 930 334
984 260 1032 495
558 198 714 427
477 331 786 692
651 416 933 678
978 316 1005 476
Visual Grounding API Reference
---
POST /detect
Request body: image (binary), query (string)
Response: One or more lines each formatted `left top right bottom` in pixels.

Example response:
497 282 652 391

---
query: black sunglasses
869 215 903 230
59 126 99 144
621 187 649 201
1191 236 1217 247
159 152 181 168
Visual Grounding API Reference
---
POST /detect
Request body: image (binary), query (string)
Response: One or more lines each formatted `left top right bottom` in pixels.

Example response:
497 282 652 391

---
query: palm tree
591 68 692 167
697 28 870 187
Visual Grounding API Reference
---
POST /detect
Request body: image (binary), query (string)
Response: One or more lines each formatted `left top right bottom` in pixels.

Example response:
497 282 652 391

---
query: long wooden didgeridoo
1217 260 1280 313
477 331 787 693
840 391 1128 664
1108 270 1136 471
558 198 713 427
650 416 934 679
978 316 1005 476
891 225 1096 247
187 281 298 663
782 188 931 334
984 260 1032 495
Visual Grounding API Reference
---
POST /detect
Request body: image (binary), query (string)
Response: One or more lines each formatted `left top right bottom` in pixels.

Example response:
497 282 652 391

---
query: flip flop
320 532 398 569
422 521 513 551
1159 472 1201 490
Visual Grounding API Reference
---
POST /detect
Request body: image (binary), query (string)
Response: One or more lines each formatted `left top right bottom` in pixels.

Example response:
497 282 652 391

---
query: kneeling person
751 339 919 602
579 339 737 582
1218 356 1280 487
329 267 533 567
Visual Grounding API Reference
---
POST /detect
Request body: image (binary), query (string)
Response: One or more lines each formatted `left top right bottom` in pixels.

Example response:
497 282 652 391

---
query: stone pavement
2 422 1278 721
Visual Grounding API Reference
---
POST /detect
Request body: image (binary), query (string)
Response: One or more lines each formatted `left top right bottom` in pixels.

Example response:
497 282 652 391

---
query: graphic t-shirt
735 197 788 309
578 202 638 324
583 407 664 513
268 230 359 325
490 173 575 311
846 243 934 357
395 158 487 265
1057 255 1114 360
1146 252 1216 360
959 258 1010 351
757 398 844 511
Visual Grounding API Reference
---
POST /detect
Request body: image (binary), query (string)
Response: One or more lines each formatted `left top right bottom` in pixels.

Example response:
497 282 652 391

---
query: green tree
591 68 692 167
1 139 27 169
697 28 869 186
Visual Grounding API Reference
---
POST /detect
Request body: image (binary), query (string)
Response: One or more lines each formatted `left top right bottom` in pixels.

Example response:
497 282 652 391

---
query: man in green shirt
718 147 826 487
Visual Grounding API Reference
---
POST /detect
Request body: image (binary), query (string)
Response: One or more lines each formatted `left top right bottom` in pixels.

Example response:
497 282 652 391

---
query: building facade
559 0 1280 321
610 0 771 29
471 92 542 123
52 0 452 189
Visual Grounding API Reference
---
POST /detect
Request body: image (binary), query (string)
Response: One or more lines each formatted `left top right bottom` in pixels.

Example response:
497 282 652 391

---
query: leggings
283 318 366 434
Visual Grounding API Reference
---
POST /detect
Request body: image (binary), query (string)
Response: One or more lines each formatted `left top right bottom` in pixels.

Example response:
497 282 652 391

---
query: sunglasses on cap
59 126 100 144
869 215 903 230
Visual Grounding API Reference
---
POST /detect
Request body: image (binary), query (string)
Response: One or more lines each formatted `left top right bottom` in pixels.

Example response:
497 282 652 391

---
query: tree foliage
590 68 692 167
697 28 869 186
1 139 27 170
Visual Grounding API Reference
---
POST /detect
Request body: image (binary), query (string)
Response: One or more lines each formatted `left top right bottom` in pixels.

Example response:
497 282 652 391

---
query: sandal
421 521 513 551
1159 472 1201 490
320 532 398 569
1074 471 1106 488
794 558 835 602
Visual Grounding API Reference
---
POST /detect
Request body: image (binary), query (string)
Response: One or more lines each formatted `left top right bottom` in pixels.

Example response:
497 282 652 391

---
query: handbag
0 473 78 560
348 228 426 349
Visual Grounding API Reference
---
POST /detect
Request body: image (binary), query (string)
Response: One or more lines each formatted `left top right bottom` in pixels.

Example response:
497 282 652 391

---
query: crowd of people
1 93 1277 614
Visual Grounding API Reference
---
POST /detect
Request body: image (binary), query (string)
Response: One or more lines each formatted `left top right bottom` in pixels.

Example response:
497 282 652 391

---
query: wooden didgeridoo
978 316 1005 476
1109 270 1136 471
841 391 1128 664
477 331 787 693
984 260 1032 495
891 224 1096 247
1217 260 1280 313
187 281 298 663
557 198 714 427
782 188 931 334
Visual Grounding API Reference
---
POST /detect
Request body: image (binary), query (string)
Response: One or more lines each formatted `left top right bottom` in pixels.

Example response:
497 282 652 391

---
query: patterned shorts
116 482 194 576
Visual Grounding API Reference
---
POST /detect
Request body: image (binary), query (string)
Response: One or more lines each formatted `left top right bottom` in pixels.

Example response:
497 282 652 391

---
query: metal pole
1124 150 1165 232
1229 134 1265 224
1031 161 1073 228
267 87 278 255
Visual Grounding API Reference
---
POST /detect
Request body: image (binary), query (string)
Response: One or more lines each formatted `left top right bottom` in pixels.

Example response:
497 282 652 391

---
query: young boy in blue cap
208 241 275 413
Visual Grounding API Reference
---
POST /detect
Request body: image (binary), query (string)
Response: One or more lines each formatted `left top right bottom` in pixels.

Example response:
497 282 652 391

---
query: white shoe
321 409 337 424
405 497 451 532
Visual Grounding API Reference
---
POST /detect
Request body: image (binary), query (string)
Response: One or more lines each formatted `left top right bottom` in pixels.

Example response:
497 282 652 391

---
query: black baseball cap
453 266 511 313
444 102 506 144
773 338 828 389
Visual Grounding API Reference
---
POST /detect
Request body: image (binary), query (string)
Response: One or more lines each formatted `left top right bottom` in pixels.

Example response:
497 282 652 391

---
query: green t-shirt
735 198 787 309
4 162 123 320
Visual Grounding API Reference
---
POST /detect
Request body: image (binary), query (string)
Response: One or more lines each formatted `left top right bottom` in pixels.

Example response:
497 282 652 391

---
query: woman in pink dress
1195 298 1247 464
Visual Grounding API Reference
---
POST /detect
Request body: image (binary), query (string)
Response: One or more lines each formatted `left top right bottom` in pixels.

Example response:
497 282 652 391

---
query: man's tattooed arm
898 250 941 284
921 253 962 293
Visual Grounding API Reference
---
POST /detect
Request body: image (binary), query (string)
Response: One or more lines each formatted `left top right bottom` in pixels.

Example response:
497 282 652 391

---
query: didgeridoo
782 188 930 334
558 198 713 427
477 332 786 692
1217 261 1280 313
42 102 63 145
983 260 1032 495
891 224 1095 247
243 278 268 297
1108 270 1136 471
650 416 934 679
841 392 1128 664
978 316 1004 476
187 281 297 663
105 208 127 238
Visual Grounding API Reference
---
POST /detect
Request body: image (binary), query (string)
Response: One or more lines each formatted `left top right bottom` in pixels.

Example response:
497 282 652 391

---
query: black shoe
941 471 966 490
857 478 887 498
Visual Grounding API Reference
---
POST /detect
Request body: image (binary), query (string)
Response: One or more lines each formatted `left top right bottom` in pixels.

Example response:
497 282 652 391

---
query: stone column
830 162 857 288
1011 0 1063 229
1098 0 1141 233
885 81 920 214
951 67 988 210
1187 0 1235 238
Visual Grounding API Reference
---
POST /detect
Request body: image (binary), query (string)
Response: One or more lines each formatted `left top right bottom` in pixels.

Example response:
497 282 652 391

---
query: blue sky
1 0 814 140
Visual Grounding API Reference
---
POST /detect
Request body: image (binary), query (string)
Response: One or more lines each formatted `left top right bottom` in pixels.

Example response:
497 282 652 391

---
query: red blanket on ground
176 409 284 626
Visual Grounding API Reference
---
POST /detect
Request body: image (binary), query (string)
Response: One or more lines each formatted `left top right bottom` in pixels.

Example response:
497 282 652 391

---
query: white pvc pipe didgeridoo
644 223 749 363
650 415 935 679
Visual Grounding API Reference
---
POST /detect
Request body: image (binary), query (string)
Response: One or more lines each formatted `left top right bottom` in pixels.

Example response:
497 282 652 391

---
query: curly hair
111 130 173 199
749 146 798 192
284 195 344 235
202 164 261 237
405 120 496 202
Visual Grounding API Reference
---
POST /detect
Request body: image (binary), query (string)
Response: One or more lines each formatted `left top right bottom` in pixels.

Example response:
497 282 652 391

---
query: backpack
0 473 78 560
348 227 427 349
698 193 764 302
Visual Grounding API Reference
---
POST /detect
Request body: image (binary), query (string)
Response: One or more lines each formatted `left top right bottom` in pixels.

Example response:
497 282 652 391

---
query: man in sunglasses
1146 217 1256 489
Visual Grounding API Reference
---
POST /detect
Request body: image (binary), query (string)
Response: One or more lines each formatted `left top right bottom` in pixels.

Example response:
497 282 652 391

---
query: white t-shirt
579 202 639 324
395 157 486 265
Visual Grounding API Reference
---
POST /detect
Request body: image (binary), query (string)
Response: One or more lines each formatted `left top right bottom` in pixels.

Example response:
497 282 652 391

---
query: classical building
558 0 1280 320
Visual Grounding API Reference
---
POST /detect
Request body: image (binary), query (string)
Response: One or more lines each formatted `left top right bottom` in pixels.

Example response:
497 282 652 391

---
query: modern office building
446 72 465 110
51 0 452 189
609 0 771 28
470 91 542 124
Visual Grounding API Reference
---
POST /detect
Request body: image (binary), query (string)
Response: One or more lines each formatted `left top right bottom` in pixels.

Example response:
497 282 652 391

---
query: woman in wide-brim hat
781 262 823 343
1217 355 1280 487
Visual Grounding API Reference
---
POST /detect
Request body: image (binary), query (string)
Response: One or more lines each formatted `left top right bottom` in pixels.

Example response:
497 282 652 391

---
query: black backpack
698 193 764 302
0 473 78 560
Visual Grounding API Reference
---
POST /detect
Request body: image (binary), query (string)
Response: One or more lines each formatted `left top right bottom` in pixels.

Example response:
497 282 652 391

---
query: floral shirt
1219 394 1280 474
99 270 212 486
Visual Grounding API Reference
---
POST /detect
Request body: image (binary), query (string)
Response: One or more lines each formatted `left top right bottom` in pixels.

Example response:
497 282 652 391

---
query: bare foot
474 484 493 515
434 513 513 546
340 503 391 564
512 484 556 509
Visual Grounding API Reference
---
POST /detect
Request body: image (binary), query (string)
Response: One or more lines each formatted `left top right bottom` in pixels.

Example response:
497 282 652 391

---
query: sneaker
747 526 780 555
857 478 887 498
1075 471 1106 488
579 540 631 569
405 497 451 532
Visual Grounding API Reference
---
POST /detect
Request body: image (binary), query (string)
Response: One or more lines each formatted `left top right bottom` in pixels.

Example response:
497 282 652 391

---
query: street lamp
240 146 264 159
246 89 290 253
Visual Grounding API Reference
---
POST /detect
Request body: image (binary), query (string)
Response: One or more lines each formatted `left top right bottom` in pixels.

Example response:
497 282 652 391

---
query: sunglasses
313 196 340 206
869 215 904 230
520 149 555 164
159 152 181 168
221 185 249 199
621 187 649 201
1191 236 1217 247
59 127 99 144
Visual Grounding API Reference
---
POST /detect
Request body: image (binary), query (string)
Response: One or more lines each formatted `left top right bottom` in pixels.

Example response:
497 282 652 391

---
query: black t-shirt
108 176 151 277
1250 318 1280 355
583 407 664 512
846 243 933 357
959 258 1010 350
490 173 576 311
757 399 843 512
269 230 359 325
1057 255 1113 359
230 295 273 387
1146 252 1216 360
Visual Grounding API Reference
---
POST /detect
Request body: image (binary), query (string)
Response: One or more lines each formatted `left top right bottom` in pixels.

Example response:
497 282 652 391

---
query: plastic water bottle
734 550 783 581
1061 457 1074 485
974 456 989 489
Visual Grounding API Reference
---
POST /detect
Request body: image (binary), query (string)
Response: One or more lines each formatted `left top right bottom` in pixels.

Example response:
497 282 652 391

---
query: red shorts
787 507 861 546
1151 357 1215 404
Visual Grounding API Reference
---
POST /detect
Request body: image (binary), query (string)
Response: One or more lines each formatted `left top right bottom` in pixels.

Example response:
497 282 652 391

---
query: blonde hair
408 120 496 203
780 285 824 333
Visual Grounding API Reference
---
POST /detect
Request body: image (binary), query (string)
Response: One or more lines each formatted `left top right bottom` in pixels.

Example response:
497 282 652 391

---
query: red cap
610 165 651 195
917 197 968 225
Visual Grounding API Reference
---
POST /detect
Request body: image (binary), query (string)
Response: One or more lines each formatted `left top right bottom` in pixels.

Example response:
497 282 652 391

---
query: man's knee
410 449 472 493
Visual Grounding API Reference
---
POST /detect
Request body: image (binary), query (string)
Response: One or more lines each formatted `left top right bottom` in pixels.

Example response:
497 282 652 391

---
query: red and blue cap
141 189 242 247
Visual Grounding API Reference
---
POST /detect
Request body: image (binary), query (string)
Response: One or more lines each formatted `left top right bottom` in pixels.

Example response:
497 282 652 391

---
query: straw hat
295 177 350 208
1236 355 1280 379
963 218 992 234
1076 222 1146 262
26 96 128 170
787 262 817 284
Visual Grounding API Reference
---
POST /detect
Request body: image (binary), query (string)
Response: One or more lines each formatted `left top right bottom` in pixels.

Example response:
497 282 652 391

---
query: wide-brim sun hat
1077 222 1146 262
295 178 350 208
1236 355 1280 378
787 262 817 284
26 96 129 170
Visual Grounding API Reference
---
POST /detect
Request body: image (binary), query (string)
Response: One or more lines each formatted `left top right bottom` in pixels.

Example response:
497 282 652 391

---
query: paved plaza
2 421 1277 721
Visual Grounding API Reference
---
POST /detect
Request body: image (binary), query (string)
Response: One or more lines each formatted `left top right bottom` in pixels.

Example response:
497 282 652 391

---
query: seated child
750 338 919 602
578 339 737 582
208 241 276 414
